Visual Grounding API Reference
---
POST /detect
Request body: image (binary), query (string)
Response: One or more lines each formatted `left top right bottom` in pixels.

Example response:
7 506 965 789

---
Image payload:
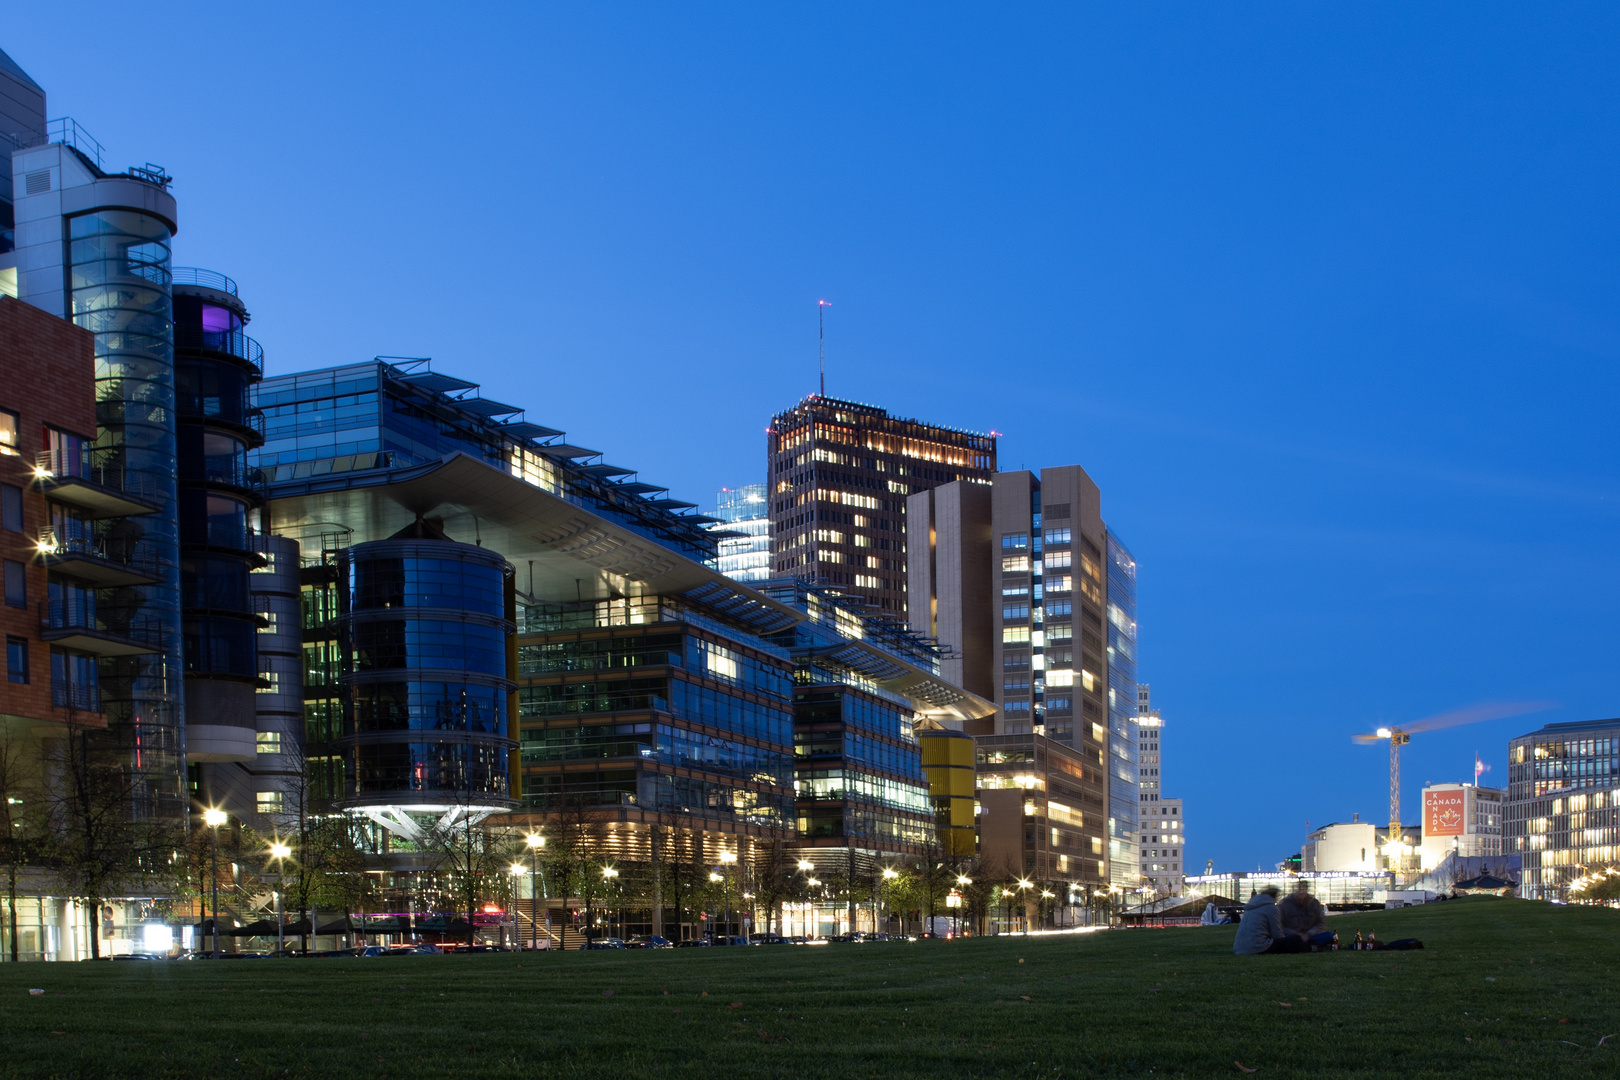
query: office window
1001 555 1030 574
3 560 24 608
5 637 27 683
256 791 283 814
1002 603 1030 620
257 669 279 694
1001 585 1029 599
0 484 20 532
256 731 282 754
1044 527 1071 545
1001 533 1028 551
0 409 16 456
1002 626 1030 644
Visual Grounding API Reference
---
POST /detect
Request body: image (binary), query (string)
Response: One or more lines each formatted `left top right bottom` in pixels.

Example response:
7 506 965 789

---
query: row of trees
0 717 1126 959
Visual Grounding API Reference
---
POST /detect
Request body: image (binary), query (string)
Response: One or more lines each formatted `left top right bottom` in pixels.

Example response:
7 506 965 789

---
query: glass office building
711 484 771 583
1507 717 1620 899
1104 534 1140 891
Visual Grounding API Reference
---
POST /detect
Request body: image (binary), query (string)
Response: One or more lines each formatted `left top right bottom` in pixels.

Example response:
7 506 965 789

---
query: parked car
389 943 442 955
583 937 625 950
673 938 711 948
625 935 672 949
752 933 791 946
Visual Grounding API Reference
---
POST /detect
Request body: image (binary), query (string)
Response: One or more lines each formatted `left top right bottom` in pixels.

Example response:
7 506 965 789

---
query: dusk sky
10 4 1618 871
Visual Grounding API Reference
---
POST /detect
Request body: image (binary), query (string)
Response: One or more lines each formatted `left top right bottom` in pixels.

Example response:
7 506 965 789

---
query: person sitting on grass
1278 880 1337 951
1233 887 1309 954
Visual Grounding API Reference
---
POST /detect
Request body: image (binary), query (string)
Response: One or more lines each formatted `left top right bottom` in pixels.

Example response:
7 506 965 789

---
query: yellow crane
1352 702 1549 850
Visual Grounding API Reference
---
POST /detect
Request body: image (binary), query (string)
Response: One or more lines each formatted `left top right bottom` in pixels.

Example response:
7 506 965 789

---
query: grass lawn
0 896 1616 1079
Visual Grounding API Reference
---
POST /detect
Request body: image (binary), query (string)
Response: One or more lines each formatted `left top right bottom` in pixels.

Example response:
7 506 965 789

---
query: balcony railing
34 449 163 506
37 526 162 584
171 267 238 296
174 326 263 374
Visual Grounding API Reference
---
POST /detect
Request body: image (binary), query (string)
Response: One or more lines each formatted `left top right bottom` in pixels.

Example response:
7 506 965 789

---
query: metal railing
36 526 161 577
174 327 263 373
45 118 104 169
171 267 239 296
196 456 266 492
34 449 163 504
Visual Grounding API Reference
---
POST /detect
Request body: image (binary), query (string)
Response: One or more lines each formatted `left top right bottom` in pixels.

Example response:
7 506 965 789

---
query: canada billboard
1424 789 1466 837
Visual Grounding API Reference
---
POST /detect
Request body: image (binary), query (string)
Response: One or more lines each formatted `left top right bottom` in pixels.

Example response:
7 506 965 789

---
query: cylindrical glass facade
339 539 515 808
173 276 264 762
68 210 185 816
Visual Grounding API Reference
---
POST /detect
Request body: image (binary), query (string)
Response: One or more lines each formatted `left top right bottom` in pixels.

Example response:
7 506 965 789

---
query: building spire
818 299 831 397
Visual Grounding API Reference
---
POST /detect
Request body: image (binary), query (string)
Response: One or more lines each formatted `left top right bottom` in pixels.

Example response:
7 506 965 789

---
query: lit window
257 670 279 694
1002 555 1030 574
0 409 16 456
1047 669 1074 687
256 731 282 755
258 610 279 634
1002 626 1031 644
256 791 283 814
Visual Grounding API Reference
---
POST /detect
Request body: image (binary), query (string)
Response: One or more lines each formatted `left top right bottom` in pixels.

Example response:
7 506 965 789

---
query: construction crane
1352 702 1550 850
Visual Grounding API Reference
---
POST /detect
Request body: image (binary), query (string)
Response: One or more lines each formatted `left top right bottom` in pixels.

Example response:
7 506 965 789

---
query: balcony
174 326 263 375
38 600 158 658
36 527 161 588
33 450 161 519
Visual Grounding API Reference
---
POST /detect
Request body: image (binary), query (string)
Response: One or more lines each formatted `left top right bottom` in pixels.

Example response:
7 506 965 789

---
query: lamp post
602 866 619 940
526 833 545 951
203 808 226 958
718 850 737 942
269 842 291 956
1015 878 1033 935
955 874 972 938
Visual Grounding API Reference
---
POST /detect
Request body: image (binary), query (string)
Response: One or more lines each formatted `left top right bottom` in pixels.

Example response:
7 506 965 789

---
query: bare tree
0 723 43 962
45 721 180 960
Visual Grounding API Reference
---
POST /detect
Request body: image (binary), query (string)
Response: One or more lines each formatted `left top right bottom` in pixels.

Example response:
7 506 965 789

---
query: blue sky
9 4 1619 871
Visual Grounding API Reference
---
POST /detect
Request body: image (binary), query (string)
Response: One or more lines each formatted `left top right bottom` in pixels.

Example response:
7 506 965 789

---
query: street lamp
526 833 545 952
203 808 226 958
718 851 737 941
1015 879 1033 935
269 841 291 957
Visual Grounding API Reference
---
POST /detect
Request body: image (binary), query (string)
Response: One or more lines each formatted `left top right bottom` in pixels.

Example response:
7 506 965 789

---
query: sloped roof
0 48 43 94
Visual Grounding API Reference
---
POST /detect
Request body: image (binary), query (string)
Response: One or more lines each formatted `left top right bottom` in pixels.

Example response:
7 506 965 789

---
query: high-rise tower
767 396 994 614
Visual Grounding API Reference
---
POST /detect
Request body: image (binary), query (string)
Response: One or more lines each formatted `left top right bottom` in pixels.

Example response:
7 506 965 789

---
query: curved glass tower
172 269 264 763
70 208 186 816
339 533 516 817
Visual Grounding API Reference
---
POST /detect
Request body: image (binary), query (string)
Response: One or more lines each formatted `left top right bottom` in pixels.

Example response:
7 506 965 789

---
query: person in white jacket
1200 902 1220 926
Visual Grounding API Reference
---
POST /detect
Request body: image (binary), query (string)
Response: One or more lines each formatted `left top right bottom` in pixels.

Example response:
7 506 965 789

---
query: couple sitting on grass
1232 881 1337 955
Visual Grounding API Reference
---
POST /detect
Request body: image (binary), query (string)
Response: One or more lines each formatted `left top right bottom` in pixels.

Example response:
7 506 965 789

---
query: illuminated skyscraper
711 484 771 583
768 396 994 614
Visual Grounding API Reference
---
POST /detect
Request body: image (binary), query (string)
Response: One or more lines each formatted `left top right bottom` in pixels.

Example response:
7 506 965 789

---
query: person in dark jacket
1278 881 1336 950
1233 888 1308 955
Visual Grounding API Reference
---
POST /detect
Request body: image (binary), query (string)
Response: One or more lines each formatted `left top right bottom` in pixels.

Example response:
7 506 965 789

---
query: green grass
0 897 1616 1079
